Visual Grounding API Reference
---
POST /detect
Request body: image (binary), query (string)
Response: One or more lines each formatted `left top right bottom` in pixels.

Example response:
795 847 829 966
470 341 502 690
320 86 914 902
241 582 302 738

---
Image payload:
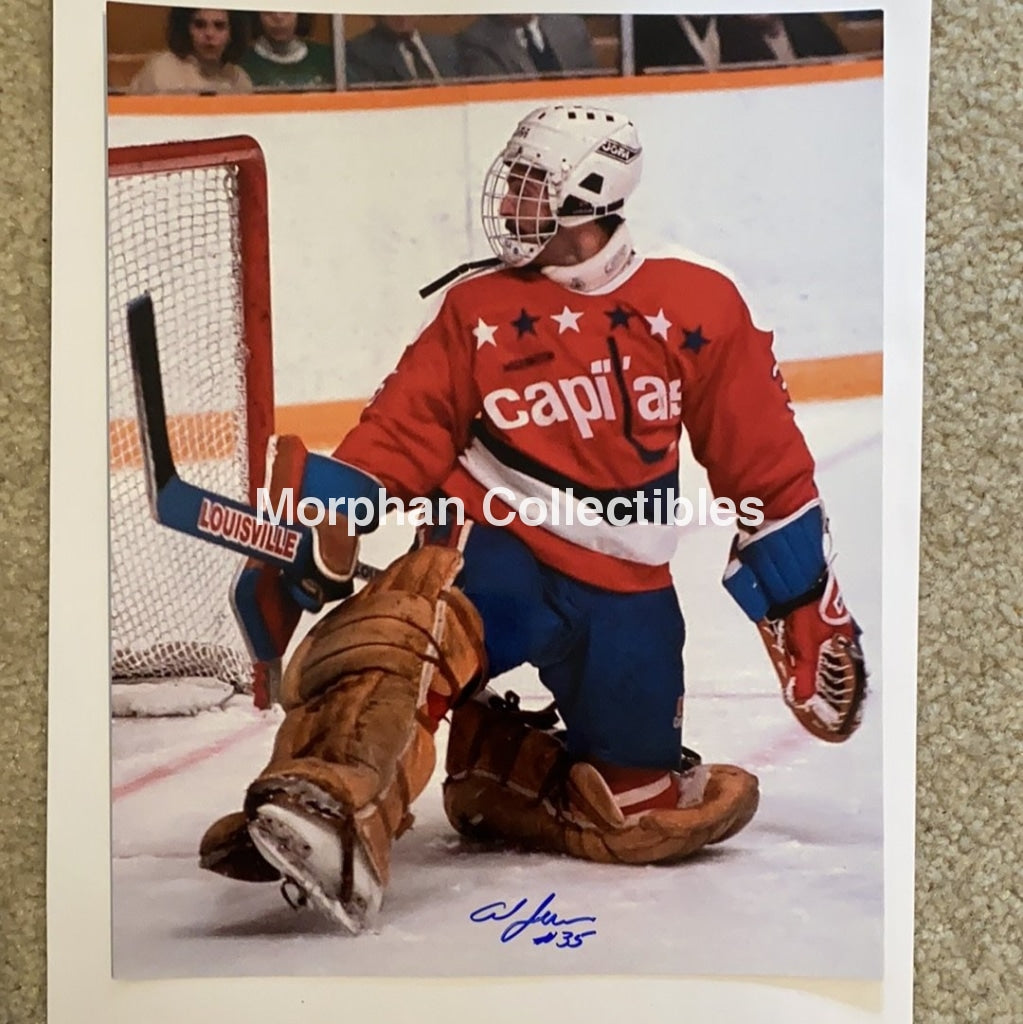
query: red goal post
107 136 275 713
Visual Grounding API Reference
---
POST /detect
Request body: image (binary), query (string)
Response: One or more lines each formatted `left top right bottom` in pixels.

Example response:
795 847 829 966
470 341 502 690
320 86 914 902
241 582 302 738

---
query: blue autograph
470 892 597 947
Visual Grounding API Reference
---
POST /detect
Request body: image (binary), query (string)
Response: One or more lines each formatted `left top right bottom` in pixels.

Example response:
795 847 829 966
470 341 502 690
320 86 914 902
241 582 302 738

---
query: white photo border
47 1 928 1020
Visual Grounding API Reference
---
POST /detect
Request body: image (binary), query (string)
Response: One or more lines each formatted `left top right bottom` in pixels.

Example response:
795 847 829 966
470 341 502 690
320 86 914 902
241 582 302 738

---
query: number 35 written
532 929 597 948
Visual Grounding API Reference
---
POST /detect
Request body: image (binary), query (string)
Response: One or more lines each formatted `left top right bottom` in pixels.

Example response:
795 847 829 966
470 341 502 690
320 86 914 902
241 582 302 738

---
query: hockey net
108 136 274 715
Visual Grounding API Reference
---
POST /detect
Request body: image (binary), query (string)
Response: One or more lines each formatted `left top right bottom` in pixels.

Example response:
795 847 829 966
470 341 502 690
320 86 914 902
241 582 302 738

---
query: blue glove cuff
723 501 827 621
301 455 383 534
722 560 772 622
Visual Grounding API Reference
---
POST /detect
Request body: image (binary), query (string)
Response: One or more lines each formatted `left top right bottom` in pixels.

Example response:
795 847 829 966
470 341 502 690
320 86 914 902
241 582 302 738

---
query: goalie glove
723 500 868 742
755 570 867 742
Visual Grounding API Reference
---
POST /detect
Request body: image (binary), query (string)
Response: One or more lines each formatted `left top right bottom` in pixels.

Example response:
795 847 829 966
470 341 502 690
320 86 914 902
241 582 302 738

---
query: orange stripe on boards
108 352 881 470
108 59 882 118
284 353 884 449
275 399 364 448
782 352 882 403
109 410 239 471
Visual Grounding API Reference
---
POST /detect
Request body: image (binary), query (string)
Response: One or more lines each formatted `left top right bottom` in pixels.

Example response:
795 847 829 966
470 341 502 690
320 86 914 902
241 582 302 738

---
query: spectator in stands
129 8 252 94
457 15 597 80
240 12 335 90
634 14 844 74
345 16 462 86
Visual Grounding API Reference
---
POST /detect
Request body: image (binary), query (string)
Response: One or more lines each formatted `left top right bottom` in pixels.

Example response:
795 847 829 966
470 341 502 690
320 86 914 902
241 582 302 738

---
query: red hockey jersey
334 245 818 592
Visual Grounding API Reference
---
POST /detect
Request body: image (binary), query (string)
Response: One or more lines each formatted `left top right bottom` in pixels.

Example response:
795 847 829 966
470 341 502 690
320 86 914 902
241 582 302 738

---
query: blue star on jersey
606 306 634 329
512 309 540 337
683 326 709 353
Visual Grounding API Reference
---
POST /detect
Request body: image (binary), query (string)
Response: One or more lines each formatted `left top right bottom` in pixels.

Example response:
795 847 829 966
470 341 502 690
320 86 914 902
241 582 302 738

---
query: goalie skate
247 798 383 934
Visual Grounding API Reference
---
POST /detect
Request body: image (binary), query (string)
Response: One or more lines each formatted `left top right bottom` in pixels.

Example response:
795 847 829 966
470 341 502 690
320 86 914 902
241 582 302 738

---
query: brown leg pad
199 545 486 889
443 689 760 866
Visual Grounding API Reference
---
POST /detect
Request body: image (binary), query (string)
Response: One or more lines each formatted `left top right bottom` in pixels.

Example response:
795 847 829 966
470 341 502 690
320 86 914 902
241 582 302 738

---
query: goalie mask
481 104 644 267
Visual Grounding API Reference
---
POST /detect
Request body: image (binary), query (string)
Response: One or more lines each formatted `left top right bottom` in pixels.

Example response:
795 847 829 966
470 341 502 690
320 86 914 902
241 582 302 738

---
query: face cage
481 153 561 267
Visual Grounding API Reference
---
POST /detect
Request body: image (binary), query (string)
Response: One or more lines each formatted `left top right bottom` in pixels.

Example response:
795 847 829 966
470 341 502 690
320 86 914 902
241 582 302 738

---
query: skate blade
248 803 382 934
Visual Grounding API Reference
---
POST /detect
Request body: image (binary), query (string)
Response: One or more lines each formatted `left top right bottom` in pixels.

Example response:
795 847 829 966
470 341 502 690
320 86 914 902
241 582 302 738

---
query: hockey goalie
200 104 867 932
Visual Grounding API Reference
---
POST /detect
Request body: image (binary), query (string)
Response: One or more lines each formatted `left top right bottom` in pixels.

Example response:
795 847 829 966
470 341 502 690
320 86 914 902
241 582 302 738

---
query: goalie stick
126 292 379 583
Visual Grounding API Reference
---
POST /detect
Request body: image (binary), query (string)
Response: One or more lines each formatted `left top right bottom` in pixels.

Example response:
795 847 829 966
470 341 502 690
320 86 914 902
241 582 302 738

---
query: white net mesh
108 157 259 702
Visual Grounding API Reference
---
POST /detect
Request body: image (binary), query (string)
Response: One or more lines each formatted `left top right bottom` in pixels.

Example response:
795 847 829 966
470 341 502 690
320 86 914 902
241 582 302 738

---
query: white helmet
481 104 643 267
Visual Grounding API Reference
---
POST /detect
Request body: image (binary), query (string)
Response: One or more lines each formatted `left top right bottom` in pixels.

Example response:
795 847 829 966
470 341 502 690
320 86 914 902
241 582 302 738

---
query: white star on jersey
551 306 583 334
645 308 672 340
472 318 498 348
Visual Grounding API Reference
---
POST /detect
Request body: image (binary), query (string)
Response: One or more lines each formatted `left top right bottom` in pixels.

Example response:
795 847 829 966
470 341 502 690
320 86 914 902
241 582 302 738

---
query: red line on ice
112 719 271 801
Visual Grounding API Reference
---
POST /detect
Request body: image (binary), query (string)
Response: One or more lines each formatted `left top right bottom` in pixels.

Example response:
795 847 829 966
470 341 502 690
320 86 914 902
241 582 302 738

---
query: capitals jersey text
335 250 818 592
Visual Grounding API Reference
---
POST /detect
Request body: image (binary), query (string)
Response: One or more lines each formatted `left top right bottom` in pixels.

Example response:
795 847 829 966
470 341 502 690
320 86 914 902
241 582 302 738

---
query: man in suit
345 15 462 86
634 13 844 74
457 14 598 80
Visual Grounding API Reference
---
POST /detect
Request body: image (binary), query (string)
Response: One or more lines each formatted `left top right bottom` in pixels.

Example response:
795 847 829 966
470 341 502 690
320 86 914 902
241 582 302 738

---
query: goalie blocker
124 294 377 687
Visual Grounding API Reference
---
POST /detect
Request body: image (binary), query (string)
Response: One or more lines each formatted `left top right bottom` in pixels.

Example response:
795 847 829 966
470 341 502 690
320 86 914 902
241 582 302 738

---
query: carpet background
1 3 1020 1021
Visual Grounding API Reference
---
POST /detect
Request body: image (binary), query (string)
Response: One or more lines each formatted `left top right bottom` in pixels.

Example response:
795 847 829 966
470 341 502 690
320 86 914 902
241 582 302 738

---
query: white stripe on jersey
458 438 679 567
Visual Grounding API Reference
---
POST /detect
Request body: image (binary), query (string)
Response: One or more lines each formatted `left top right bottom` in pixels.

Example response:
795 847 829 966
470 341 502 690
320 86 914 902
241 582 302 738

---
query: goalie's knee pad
200 545 486 927
443 688 760 865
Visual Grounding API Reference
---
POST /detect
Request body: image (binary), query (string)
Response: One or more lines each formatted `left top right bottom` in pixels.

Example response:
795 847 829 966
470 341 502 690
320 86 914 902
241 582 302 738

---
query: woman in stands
239 12 335 91
129 8 253 95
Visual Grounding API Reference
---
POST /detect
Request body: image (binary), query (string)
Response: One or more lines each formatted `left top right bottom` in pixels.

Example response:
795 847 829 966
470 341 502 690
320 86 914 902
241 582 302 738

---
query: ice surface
111 397 883 981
